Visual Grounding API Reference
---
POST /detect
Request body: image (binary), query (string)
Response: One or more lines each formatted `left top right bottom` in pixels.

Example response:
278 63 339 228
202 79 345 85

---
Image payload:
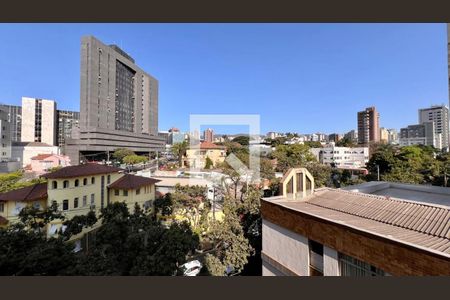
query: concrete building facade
357 106 380 145
399 122 435 147
418 105 449 150
0 109 11 161
203 128 214 143
0 104 21 142
310 145 369 168
21 97 57 146
57 110 80 152
261 168 450 276
66 36 165 164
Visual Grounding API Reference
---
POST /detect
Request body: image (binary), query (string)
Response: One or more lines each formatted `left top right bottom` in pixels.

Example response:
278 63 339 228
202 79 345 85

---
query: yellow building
0 183 48 227
0 163 160 236
185 141 226 169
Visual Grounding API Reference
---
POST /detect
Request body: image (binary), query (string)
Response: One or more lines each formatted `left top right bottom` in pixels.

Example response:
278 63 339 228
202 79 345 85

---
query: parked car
180 260 202 276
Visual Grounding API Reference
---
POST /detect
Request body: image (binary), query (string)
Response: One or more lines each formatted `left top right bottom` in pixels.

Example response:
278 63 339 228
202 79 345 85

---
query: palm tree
172 141 188 168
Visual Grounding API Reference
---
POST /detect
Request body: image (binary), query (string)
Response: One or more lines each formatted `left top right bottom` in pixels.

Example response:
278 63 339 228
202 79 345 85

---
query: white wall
262 219 309 276
323 246 339 276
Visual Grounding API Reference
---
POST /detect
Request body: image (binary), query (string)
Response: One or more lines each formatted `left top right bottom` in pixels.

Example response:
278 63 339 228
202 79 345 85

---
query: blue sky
0 23 448 135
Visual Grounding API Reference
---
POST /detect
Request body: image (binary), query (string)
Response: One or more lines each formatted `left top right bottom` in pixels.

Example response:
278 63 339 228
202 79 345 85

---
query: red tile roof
108 174 161 190
0 216 8 225
42 163 123 179
30 153 54 160
0 183 48 202
199 141 225 149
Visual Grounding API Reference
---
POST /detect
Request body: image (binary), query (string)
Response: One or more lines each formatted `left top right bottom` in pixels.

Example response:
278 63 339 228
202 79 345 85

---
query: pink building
28 154 71 175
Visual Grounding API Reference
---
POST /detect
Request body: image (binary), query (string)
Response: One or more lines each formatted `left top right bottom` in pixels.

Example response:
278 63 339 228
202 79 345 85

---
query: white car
180 260 202 276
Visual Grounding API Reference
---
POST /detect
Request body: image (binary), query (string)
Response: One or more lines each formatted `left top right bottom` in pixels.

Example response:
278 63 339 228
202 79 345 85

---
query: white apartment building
21 97 57 146
418 105 449 150
310 144 369 168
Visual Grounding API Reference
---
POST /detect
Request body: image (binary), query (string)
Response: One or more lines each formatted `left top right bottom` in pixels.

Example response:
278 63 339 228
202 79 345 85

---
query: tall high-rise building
379 127 389 144
0 104 21 142
203 128 214 143
418 105 449 150
66 36 164 164
21 97 57 146
0 109 11 161
357 106 380 145
57 110 80 152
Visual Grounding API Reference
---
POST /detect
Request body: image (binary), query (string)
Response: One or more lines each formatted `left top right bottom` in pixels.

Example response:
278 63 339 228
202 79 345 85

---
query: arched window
63 180 69 189
91 177 95 184
52 181 58 189
74 179 79 187
83 178 87 185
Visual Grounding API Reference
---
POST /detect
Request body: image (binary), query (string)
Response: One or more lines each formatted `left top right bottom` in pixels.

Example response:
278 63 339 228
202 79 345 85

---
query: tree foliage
112 148 135 163
272 143 317 173
123 154 148 165
172 141 188 168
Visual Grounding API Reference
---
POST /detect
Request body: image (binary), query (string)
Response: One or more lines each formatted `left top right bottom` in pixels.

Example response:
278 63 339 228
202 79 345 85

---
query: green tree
272 143 317 173
205 156 213 169
172 141 188 168
232 135 250 146
123 154 148 165
204 196 251 276
112 148 135 163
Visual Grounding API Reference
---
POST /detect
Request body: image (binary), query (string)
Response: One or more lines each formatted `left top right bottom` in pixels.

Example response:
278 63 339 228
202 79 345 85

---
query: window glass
62 200 69 211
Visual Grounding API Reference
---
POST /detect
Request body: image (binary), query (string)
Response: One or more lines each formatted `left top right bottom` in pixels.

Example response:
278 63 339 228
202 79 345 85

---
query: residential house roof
198 141 225 150
31 154 55 160
0 183 48 202
263 188 450 257
108 174 161 190
42 163 123 179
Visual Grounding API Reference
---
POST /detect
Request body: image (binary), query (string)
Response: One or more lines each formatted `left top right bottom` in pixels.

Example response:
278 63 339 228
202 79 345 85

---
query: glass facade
115 60 136 132
34 99 42 142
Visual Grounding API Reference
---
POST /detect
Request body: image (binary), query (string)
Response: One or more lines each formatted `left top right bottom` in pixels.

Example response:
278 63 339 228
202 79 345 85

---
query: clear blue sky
0 23 448 135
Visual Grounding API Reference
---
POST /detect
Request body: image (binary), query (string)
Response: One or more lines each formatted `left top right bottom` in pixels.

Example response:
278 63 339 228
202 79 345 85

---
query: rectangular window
115 189 119 196
74 197 79 208
107 175 111 184
309 240 324 276
338 253 387 276
90 194 95 205
136 188 140 195
0 202 4 212
124 190 128 196
83 195 87 207
62 200 69 211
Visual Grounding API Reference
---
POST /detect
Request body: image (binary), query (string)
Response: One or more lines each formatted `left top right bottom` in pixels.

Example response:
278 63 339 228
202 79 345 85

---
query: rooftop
263 187 450 257
0 183 48 202
42 163 123 179
108 174 160 190
343 181 450 208
190 141 225 150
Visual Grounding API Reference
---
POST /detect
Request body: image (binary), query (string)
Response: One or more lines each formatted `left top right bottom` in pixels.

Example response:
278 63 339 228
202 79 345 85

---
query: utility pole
376 165 380 181
212 187 216 221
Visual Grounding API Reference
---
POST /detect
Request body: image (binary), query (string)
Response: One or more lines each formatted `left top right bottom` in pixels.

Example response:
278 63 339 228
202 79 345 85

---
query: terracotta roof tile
42 163 122 179
108 174 161 190
0 183 47 202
